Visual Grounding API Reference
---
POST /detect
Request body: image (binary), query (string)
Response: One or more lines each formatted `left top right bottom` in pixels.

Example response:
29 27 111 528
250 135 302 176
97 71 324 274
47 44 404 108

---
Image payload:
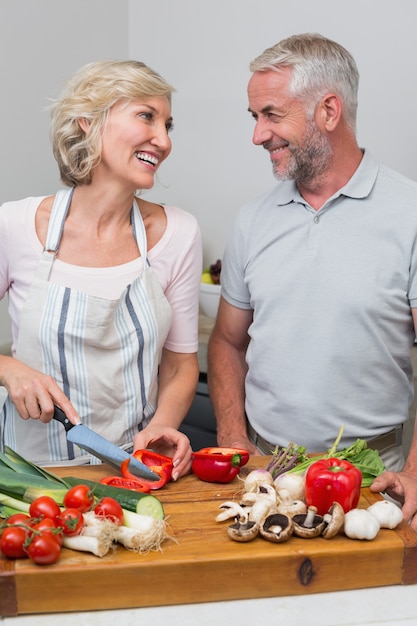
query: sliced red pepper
122 450 174 490
304 457 362 515
100 474 151 493
191 447 250 484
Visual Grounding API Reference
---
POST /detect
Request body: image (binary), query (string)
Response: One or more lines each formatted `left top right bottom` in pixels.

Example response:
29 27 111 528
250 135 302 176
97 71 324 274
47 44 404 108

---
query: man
207 33 417 527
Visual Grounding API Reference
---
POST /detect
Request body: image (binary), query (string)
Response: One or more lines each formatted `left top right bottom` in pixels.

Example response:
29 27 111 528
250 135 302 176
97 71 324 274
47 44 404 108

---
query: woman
0 60 202 480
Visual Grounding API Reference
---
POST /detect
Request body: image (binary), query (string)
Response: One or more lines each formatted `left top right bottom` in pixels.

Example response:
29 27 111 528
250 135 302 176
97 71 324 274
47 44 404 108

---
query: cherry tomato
29 495 61 521
5 513 32 527
63 484 95 512
0 526 28 559
94 497 124 525
56 508 84 536
26 533 61 565
30 517 63 547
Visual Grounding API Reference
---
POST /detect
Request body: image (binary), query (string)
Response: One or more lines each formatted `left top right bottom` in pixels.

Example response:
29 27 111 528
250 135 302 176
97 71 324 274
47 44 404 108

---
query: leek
0 446 68 484
0 493 30 513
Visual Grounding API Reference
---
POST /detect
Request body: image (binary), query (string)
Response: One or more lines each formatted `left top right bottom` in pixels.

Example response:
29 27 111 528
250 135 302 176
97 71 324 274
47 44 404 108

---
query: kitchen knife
53 405 159 481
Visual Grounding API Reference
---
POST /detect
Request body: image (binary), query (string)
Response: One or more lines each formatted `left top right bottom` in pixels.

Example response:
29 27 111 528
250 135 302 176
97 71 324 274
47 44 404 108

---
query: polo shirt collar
273 149 379 207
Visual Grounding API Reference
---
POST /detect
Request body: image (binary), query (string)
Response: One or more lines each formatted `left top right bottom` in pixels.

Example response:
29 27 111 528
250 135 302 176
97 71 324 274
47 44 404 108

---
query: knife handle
53 405 74 432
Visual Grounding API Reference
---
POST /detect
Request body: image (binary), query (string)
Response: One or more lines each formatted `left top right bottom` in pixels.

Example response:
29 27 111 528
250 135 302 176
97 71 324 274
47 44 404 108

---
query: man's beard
269 120 332 184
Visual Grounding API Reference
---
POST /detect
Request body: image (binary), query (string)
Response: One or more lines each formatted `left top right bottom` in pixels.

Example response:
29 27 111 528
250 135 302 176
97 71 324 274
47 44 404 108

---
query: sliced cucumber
136 494 165 520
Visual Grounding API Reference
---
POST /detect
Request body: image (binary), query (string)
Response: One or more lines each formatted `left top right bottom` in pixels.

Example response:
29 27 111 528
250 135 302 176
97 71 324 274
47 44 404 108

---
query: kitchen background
1 0 417 451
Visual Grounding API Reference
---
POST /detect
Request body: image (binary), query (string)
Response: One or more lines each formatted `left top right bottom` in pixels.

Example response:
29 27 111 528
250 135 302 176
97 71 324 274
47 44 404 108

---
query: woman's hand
133 424 193 481
0 355 80 425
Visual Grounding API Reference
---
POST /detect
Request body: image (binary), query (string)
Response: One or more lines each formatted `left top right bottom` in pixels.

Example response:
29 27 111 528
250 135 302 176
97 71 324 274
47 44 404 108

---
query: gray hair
250 33 359 132
50 60 175 186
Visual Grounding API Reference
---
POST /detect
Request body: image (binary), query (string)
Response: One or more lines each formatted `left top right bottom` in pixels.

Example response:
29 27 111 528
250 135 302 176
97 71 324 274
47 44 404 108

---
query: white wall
1 0 417 345
0 0 130 346
129 0 417 265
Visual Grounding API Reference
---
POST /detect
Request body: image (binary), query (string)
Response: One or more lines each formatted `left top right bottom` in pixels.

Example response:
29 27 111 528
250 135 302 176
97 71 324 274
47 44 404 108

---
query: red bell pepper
304 457 362 515
100 475 151 493
191 447 250 484
120 450 174 490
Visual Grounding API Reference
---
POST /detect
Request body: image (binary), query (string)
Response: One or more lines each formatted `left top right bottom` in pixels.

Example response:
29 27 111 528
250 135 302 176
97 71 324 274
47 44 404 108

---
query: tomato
30 517 63 547
5 513 32 527
0 526 28 559
26 534 61 565
63 484 95 512
29 495 61 521
94 497 124 525
56 508 84 536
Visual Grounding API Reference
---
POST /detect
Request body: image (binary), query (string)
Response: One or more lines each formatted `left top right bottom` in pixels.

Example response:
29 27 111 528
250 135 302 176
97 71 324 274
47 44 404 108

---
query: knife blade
53 405 159 481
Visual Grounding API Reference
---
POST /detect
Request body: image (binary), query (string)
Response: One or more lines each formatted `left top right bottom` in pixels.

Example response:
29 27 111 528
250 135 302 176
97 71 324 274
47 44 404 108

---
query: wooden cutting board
1 456 417 616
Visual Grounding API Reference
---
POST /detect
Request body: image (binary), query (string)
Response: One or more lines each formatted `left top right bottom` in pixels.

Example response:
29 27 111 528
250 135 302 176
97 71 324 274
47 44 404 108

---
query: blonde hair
250 33 359 132
50 60 175 186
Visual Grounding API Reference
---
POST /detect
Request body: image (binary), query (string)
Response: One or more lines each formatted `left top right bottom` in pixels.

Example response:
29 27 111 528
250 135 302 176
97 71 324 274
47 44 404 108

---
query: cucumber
63 476 164 516
136 495 165 520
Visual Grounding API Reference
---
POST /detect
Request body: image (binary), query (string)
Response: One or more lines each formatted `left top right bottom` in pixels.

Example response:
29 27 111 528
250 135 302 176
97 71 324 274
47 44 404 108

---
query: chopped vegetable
63 477 164 515
0 446 165 517
100 474 151 493
129 450 174 489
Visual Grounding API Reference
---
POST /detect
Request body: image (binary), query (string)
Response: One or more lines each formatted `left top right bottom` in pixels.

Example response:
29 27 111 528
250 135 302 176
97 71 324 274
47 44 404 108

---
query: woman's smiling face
97 95 173 190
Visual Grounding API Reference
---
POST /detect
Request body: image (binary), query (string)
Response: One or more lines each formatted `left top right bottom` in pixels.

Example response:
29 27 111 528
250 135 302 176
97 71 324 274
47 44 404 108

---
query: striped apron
1 189 172 465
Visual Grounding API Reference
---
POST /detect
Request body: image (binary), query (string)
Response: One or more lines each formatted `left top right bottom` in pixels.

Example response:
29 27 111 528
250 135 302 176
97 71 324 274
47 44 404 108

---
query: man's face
247 68 331 184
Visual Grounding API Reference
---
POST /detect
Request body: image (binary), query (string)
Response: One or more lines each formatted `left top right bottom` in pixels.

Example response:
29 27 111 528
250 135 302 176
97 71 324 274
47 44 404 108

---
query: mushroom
322 502 345 539
241 483 277 506
248 497 277 525
227 516 259 542
215 501 249 523
260 513 294 543
276 488 307 518
292 505 325 538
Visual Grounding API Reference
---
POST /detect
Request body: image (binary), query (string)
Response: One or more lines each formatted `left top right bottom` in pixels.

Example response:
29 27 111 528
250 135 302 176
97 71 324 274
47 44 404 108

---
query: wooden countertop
1 456 417 616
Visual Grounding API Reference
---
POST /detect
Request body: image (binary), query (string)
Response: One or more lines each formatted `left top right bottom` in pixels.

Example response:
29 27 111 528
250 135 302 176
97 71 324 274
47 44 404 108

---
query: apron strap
45 188 74 253
132 198 149 265
45 189 148 262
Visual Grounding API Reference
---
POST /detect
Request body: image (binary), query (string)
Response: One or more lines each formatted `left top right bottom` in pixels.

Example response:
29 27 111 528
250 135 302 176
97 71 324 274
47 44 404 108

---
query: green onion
0 492 30 513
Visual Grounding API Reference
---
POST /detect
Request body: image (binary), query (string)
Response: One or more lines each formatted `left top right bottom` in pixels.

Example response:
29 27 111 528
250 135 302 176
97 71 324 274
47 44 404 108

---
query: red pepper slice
122 450 174 490
304 457 362 515
191 447 250 483
100 475 151 493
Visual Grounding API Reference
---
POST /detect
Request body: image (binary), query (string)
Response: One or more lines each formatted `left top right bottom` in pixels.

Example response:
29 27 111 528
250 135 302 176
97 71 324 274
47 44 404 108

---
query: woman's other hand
133 425 193 481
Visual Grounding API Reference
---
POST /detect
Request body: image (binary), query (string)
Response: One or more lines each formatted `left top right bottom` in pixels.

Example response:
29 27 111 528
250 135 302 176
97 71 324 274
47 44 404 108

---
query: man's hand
371 470 417 530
